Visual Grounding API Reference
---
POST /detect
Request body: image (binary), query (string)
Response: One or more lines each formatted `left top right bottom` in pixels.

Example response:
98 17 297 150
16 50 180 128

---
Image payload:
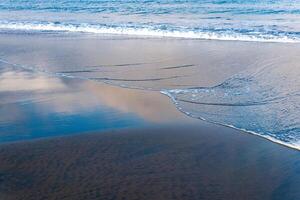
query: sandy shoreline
0 33 299 199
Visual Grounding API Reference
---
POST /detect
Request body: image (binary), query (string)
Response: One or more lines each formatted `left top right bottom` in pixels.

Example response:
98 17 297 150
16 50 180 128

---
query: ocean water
0 0 300 42
0 1 299 149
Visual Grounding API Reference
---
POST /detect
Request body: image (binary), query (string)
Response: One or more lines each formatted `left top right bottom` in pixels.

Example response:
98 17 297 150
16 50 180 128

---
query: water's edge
1 58 299 151
161 90 300 151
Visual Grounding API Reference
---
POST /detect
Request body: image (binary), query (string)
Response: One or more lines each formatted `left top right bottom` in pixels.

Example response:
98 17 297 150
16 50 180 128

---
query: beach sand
0 124 300 200
0 33 300 200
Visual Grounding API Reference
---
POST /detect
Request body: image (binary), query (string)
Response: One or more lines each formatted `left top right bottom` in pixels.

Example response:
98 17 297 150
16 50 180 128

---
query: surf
0 21 299 43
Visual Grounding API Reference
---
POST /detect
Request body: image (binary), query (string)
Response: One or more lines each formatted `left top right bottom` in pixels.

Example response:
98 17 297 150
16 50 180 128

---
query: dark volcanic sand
0 125 300 200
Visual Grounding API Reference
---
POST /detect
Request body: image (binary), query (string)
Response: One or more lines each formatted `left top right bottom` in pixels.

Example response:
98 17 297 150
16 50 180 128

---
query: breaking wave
0 21 300 43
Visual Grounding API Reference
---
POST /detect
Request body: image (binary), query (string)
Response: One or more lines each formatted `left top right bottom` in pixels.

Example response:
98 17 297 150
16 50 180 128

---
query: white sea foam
161 90 300 151
0 21 299 43
161 60 300 151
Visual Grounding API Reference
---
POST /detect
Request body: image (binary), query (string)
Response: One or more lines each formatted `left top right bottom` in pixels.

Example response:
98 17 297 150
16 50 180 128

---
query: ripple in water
163 60 300 149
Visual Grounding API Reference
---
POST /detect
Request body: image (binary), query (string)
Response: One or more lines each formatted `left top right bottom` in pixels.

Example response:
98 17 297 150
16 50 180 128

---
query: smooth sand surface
0 124 300 200
1 33 300 90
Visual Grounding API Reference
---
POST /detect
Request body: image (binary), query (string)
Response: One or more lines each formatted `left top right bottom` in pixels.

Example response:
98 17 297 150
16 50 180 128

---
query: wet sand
0 33 300 200
0 62 188 143
1 33 300 90
1 124 300 200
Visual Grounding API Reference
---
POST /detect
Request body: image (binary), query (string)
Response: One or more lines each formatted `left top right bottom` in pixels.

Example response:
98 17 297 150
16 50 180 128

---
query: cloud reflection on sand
83 82 184 122
0 64 187 142
0 71 66 92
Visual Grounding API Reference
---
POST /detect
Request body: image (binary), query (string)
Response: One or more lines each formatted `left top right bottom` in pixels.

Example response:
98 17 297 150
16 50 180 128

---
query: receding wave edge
1 58 299 151
161 90 300 151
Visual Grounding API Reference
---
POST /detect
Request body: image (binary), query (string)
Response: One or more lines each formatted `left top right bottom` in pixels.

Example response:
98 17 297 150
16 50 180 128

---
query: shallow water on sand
0 34 299 149
0 62 188 143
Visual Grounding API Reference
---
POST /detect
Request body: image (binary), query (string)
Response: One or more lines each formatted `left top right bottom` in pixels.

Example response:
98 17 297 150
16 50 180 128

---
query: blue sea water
0 0 300 42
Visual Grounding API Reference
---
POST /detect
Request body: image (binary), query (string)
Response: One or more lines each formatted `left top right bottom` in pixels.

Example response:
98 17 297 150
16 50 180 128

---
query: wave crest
0 21 299 43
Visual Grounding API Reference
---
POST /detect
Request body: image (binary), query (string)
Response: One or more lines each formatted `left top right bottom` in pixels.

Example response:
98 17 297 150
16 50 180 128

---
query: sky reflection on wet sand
0 64 188 143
